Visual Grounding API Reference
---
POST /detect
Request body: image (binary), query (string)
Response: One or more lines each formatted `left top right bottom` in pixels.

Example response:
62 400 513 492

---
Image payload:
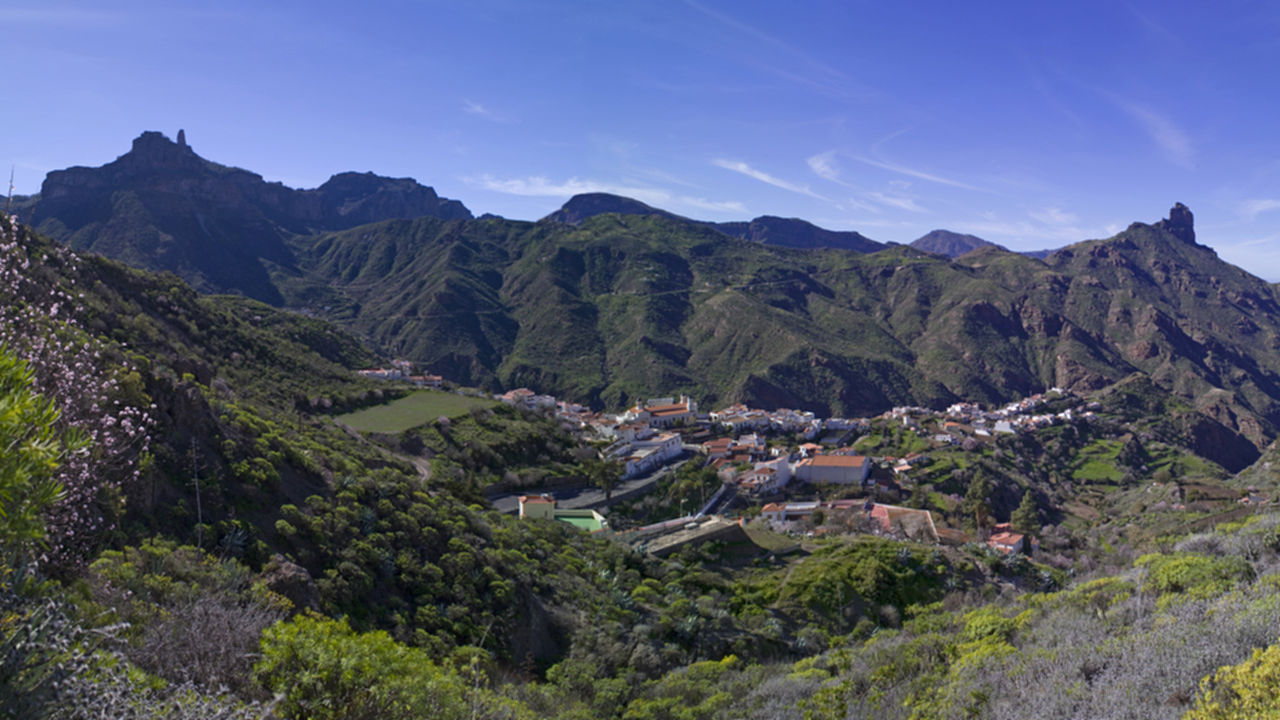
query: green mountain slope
23 137 1280 459
273 205 1279 461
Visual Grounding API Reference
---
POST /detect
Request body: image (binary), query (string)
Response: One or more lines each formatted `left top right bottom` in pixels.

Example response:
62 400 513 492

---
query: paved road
489 455 693 514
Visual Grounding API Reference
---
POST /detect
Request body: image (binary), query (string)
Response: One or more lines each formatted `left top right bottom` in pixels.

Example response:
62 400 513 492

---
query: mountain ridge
21 134 1280 462
543 191 888 253
25 130 471 303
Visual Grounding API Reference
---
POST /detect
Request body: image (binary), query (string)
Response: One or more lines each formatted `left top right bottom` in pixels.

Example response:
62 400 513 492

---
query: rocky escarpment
28 131 471 302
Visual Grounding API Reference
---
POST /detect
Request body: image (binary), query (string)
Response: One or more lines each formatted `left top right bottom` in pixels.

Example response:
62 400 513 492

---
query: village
355 360 1088 557
492 384 1094 558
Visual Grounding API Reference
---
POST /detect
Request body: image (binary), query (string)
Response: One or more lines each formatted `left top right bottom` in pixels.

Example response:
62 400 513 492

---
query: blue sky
7 1 1280 276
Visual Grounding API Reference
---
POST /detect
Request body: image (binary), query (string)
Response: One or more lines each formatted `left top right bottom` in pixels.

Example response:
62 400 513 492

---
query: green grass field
336 390 498 433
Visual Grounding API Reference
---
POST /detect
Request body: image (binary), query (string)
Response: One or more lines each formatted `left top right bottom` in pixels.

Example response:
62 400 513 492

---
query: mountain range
18 132 1280 465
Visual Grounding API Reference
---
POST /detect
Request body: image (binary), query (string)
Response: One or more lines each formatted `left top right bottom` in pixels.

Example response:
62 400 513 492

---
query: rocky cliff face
1157 201 1196 245
28 131 472 302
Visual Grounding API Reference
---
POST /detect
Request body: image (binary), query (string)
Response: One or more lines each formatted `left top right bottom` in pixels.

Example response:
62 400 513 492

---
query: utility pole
190 439 203 549
5 167 12 215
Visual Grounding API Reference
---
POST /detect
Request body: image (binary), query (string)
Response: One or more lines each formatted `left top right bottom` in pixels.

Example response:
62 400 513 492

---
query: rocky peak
1157 202 1195 245
125 130 197 166
910 229 1003 257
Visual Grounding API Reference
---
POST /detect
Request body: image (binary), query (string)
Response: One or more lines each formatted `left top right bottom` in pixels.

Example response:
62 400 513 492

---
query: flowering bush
0 215 152 570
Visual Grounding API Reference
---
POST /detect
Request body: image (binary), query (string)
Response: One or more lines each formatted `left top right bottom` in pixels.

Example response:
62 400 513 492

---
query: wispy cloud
807 151 855 188
807 152 839 182
1028 207 1079 225
462 99 516 123
466 174 672 206
462 100 491 117
679 0 871 101
712 158 828 200
677 196 747 214
467 174 745 217
1126 4 1181 46
851 155 991 193
1239 198 1280 221
868 192 926 213
953 207 1116 245
1115 100 1193 168
813 216 919 232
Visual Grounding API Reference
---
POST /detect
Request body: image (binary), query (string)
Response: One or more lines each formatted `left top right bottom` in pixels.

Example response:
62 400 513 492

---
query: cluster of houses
922 388 1099 441
479 382 1079 556
357 359 443 388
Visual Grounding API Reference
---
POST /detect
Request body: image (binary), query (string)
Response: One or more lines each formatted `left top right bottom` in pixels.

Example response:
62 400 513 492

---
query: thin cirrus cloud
462 100 491 117
807 152 926 213
466 174 745 216
462 99 516 124
468 174 673 206
1239 199 1280 221
1113 100 1192 168
1028 207 1079 226
851 155 991 193
806 151 852 187
679 196 748 214
867 192 926 214
711 158 828 201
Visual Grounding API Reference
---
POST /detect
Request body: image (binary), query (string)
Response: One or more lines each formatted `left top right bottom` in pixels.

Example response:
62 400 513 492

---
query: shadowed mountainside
24 131 471 303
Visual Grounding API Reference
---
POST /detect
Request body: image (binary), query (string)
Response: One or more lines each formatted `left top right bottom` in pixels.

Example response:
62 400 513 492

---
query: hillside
11 207 1280 719
271 205 1279 461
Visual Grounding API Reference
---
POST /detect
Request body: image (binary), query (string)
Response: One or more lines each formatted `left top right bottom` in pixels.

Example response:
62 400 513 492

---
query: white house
793 454 871 485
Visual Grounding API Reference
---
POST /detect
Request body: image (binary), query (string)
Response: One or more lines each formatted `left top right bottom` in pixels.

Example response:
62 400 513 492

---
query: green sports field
336 390 498 433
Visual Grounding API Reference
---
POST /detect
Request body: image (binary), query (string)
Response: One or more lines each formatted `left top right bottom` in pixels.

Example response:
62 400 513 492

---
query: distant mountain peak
910 229 1004 257
544 193 677 225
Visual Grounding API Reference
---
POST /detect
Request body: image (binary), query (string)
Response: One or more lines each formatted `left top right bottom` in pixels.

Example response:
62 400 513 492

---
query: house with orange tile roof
987 522 1032 554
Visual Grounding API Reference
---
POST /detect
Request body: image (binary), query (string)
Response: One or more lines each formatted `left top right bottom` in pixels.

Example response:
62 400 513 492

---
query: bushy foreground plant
254 613 529 720
0 215 151 571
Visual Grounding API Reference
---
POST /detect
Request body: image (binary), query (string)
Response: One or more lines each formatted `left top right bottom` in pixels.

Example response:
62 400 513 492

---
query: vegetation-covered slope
25 136 1280 462
272 205 1280 463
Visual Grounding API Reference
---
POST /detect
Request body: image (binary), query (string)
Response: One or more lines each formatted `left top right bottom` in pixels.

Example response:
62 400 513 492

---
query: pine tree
961 473 993 531
1012 489 1040 536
